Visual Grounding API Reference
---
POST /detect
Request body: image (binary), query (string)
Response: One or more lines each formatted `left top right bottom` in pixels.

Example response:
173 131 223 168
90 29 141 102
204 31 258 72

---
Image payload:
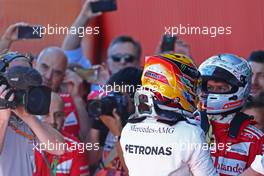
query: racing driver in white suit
120 54 217 176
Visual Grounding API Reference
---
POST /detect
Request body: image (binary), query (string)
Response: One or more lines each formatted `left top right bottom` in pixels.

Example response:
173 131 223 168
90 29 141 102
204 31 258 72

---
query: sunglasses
110 54 136 63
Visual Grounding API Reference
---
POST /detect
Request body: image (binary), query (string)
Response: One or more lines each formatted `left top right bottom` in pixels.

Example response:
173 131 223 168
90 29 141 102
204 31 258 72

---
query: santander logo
217 158 246 175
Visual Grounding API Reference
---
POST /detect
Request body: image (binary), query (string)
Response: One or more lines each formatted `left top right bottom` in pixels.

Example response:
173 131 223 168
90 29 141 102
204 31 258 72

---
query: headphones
0 51 33 72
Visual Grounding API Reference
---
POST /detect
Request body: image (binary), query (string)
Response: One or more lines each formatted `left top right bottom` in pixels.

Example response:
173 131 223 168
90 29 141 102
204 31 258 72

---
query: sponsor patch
130 125 175 134
217 157 246 175
228 142 250 156
64 112 78 126
56 159 73 174
125 144 172 156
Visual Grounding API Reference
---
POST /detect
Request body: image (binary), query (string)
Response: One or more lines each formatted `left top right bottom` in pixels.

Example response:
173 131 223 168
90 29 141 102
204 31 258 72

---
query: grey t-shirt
0 116 35 176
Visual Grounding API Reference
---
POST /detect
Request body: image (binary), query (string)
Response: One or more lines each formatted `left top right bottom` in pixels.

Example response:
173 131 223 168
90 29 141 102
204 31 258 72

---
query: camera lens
26 86 51 115
87 100 103 118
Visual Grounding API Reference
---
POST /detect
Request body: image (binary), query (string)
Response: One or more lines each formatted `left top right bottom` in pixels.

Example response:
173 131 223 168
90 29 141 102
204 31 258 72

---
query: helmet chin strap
206 106 243 117
208 113 237 124
206 106 243 124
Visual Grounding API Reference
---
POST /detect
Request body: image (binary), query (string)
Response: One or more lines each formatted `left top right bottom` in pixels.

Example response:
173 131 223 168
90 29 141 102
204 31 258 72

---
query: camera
91 0 117 13
87 92 129 125
0 66 51 115
0 52 51 115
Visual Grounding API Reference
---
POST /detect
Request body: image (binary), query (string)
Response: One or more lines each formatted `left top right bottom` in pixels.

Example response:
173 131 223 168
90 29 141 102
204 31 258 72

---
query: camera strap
94 146 118 175
9 123 35 140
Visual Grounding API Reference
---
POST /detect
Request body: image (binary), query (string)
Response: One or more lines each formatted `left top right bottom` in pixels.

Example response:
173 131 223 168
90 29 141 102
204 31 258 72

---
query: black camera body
0 65 51 115
87 92 129 125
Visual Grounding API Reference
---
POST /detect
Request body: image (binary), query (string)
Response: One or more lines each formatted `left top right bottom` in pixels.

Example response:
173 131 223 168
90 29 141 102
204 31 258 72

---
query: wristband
251 155 264 174
113 135 121 143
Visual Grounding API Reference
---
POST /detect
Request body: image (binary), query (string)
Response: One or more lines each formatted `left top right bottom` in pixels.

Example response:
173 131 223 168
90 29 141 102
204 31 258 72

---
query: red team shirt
34 94 89 175
60 94 80 138
34 132 89 176
211 119 264 176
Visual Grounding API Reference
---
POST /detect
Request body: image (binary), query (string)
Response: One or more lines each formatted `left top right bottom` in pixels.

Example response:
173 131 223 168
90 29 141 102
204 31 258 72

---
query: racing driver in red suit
197 54 264 176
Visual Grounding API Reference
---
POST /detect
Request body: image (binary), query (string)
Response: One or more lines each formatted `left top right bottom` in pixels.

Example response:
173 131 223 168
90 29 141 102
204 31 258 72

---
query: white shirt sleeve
64 47 91 69
188 130 218 176
251 155 264 175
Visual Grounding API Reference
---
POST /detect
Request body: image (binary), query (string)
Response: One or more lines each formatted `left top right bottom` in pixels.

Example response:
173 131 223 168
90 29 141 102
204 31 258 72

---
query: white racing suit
120 118 217 176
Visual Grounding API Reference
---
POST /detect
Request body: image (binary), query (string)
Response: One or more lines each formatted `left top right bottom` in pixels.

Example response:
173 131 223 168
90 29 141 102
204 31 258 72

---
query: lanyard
9 123 35 140
51 158 58 175
41 151 59 176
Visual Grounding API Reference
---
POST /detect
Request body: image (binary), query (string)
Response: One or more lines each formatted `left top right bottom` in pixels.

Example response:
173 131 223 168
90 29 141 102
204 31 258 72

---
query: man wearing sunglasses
62 0 142 78
106 36 141 74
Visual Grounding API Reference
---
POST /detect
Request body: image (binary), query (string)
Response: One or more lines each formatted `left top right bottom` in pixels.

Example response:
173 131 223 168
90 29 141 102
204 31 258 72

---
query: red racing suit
60 93 80 138
34 132 89 176
210 119 264 176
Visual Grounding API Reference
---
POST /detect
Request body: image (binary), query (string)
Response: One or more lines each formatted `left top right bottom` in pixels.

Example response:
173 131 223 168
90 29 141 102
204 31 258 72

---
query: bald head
38 47 67 64
35 47 68 91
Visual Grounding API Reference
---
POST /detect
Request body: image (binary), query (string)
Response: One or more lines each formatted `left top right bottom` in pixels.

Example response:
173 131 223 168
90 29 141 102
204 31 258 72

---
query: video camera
0 52 51 115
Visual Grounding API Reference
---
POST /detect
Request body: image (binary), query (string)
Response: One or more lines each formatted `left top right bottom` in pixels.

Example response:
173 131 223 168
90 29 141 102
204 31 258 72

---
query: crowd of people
0 0 264 176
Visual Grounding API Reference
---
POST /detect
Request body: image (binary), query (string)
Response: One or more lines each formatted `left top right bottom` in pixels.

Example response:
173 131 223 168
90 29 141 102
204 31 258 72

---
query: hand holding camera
87 92 130 127
1 23 42 41
79 0 117 20
1 23 22 42
74 63 110 84
0 83 40 123
0 66 51 115
99 108 122 136
88 92 128 117
0 84 14 120
63 69 84 98
0 23 43 54
79 0 103 20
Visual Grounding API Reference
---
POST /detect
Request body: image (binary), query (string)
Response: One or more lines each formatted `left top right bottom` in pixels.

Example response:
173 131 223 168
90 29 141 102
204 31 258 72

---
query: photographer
0 53 65 176
0 23 90 141
87 67 142 175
